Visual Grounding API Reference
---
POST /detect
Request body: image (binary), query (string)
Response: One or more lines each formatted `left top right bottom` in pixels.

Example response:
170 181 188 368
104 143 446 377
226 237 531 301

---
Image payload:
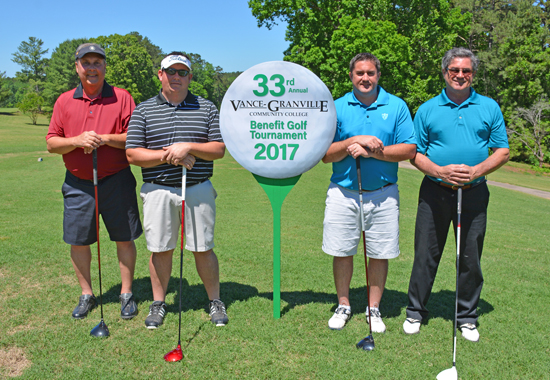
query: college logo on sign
382 113 388 120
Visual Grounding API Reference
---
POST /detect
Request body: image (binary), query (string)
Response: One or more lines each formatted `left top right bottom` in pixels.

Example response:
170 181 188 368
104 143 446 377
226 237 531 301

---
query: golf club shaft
92 149 105 321
356 158 372 331
452 187 462 367
178 167 187 345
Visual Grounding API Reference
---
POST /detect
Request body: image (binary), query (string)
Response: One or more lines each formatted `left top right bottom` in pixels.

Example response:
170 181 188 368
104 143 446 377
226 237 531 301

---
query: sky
0 0 289 78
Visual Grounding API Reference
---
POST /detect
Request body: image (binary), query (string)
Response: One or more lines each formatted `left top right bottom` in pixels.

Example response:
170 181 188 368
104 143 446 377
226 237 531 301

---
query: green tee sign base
253 173 301 319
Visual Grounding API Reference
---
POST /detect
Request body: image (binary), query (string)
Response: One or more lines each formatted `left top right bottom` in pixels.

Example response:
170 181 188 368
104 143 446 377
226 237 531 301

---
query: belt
149 179 203 188
364 183 393 192
438 179 485 190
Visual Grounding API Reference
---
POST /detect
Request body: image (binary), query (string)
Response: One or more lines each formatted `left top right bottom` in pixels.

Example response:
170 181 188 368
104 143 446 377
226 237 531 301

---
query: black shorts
62 166 143 245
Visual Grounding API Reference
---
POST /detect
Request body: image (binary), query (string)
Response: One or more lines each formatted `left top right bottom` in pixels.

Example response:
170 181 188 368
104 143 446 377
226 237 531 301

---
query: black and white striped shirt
127 91 223 186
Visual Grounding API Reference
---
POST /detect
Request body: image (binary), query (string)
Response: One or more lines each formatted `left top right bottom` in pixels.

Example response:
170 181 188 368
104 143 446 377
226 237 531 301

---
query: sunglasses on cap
163 68 190 77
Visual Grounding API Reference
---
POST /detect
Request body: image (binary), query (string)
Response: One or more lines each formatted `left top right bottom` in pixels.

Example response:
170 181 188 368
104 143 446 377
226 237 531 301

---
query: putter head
164 344 183 362
356 335 375 351
436 366 457 380
90 320 109 338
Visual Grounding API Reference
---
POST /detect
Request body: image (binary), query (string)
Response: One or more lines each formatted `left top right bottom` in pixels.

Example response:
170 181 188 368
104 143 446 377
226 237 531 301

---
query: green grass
487 161 550 192
1 112 549 379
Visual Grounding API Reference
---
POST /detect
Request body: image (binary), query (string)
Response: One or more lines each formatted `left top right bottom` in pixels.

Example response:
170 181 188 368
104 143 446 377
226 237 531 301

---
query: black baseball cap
75 43 106 60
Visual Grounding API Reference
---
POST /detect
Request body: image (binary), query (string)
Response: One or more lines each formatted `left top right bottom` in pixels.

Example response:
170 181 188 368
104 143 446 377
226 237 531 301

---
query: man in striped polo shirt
126 52 228 328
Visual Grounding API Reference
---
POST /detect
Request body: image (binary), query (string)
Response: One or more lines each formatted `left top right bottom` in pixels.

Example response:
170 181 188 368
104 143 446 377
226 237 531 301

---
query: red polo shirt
46 82 136 180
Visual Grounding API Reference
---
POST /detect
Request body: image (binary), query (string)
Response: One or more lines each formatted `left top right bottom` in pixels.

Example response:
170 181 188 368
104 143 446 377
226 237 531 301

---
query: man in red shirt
46 43 143 321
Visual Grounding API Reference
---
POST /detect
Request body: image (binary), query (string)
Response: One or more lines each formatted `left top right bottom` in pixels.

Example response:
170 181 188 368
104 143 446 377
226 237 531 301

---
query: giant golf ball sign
220 61 336 179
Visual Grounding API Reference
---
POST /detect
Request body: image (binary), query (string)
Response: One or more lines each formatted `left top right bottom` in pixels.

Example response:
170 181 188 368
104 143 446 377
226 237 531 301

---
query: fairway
1 112 549 379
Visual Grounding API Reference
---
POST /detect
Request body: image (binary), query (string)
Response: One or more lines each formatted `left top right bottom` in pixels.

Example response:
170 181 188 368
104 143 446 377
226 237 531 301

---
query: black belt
364 183 393 192
149 179 203 188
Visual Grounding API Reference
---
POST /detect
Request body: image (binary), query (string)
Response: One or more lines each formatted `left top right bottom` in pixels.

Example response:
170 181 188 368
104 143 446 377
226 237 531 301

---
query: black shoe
209 299 228 326
72 294 97 319
120 293 138 320
145 301 167 329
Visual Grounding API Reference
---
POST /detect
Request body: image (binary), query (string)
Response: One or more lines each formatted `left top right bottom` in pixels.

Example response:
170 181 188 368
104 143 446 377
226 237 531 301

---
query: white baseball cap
161 55 192 70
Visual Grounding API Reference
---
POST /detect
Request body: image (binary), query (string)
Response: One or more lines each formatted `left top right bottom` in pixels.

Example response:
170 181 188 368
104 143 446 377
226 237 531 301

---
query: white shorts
140 180 216 253
322 182 400 259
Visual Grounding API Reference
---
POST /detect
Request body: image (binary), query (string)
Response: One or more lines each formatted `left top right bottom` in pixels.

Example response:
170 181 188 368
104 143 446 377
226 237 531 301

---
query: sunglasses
163 68 190 77
447 67 473 76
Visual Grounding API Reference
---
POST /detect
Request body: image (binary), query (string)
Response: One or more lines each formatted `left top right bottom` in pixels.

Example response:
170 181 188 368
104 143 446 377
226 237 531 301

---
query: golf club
90 149 109 338
355 157 374 351
164 167 187 362
436 186 462 380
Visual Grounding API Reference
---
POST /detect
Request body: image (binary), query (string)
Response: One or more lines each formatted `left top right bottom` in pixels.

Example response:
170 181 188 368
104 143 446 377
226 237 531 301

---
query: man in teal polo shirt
322 52 416 332
403 47 509 342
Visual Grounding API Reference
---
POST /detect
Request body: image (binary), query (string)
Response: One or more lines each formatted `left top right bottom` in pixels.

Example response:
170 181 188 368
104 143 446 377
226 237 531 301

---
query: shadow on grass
415 289 495 324
262 287 494 322
99 279 493 322
100 278 261 314
23 122 49 126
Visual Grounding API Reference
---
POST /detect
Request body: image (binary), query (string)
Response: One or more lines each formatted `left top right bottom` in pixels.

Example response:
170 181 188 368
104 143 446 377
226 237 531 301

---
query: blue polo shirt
414 88 509 184
331 87 416 191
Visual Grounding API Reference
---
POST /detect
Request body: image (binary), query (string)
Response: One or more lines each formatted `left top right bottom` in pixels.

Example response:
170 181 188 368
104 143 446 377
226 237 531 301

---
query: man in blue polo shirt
322 52 416 332
403 47 509 342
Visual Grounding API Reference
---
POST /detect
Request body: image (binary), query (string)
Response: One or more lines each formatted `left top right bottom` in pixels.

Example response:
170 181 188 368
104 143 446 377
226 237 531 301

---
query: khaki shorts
322 182 400 259
140 180 216 253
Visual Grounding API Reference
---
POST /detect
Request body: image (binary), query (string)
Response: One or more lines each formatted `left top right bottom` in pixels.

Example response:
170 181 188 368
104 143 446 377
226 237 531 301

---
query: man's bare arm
411 147 510 185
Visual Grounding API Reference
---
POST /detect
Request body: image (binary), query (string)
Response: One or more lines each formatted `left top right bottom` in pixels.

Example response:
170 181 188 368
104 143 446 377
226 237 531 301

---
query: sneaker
460 323 479 342
403 318 421 334
328 306 351 330
209 299 229 326
145 301 166 329
366 307 386 333
120 293 138 320
72 294 97 319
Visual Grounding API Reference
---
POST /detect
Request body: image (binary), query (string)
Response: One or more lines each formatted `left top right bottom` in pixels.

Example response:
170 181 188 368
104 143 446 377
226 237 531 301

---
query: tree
0 77 27 107
43 38 87 107
129 31 164 68
184 53 216 100
92 34 159 103
249 0 470 112
457 0 550 161
17 90 44 125
11 37 49 85
0 72 11 105
508 97 550 167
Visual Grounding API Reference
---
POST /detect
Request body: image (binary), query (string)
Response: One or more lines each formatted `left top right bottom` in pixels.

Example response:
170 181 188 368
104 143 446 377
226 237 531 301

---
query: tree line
1 0 549 168
250 0 550 168
0 32 239 124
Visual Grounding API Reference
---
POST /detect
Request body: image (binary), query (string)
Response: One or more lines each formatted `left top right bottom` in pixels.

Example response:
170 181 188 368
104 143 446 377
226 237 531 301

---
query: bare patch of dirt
0 346 31 378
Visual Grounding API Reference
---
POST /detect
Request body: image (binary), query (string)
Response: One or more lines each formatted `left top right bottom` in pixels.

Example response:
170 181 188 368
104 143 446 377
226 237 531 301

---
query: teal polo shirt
331 87 416 191
414 88 509 184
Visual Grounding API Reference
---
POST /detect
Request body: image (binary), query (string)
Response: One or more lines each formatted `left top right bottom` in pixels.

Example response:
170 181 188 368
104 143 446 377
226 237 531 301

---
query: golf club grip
92 149 98 186
457 187 462 215
355 157 363 193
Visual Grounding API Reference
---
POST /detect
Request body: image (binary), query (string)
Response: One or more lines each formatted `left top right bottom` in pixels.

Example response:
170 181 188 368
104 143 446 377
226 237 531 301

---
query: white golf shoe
328 306 351 330
403 318 421 334
366 307 386 333
460 323 479 342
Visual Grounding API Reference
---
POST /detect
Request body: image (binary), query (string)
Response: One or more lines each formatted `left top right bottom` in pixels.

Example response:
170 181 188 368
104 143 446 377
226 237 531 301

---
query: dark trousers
406 177 489 325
